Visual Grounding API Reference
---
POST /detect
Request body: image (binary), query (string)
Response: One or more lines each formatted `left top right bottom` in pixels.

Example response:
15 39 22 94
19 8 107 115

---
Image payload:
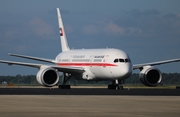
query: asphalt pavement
0 88 180 96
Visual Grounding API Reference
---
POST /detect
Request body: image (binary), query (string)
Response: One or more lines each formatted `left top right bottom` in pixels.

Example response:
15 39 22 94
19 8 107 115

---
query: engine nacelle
36 66 59 87
139 66 162 86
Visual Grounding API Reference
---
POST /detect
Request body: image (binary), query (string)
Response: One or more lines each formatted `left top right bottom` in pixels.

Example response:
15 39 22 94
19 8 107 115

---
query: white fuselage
55 48 133 81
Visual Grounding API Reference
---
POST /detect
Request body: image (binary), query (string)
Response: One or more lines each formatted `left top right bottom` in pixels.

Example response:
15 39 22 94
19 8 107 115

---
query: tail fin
56 8 70 52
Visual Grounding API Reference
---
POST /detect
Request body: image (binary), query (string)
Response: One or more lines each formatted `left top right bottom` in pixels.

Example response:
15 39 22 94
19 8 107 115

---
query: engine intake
36 66 59 87
139 66 162 86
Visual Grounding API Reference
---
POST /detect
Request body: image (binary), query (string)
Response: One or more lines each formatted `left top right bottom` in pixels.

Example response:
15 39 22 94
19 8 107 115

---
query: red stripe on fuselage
57 63 117 67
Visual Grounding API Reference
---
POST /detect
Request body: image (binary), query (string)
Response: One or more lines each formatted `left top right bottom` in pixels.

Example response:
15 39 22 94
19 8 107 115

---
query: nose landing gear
108 79 124 90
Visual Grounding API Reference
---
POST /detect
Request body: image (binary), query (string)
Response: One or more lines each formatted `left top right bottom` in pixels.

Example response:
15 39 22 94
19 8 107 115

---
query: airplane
0 8 180 90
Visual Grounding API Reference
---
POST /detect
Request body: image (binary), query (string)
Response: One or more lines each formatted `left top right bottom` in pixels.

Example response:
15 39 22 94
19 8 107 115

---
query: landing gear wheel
108 79 124 90
108 84 123 90
117 85 123 90
58 85 71 89
59 73 72 89
108 84 116 89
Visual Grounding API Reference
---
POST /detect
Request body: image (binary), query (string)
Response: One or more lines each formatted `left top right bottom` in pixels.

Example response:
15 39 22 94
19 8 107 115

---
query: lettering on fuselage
94 55 105 58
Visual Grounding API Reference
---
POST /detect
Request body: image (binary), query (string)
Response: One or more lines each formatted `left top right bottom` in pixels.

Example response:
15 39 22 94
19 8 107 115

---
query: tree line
0 73 180 85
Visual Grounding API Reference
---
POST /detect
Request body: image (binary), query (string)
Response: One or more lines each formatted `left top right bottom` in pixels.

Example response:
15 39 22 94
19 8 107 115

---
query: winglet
56 8 70 52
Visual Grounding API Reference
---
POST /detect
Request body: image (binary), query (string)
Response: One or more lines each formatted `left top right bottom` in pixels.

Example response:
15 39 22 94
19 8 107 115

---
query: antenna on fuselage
56 8 70 52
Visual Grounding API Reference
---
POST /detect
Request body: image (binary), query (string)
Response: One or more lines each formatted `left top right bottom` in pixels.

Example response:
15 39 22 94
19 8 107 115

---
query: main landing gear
58 73 71 89
108 79 124 90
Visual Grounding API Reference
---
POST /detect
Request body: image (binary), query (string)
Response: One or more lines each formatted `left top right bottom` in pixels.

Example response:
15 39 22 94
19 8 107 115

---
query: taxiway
0 88 180 96
0 88 180 117
0 95 180 117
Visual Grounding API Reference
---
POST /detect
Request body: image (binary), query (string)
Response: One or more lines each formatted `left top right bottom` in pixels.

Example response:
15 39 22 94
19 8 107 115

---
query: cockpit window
114 59 118 63
125 59 131 62
114 58 131 63
119 59 125 62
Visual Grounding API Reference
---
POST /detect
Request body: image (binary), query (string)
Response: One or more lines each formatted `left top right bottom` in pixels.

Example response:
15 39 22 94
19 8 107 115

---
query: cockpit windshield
119 59 125 62
114 58 131 63
125 59 131 62
114 59 118 63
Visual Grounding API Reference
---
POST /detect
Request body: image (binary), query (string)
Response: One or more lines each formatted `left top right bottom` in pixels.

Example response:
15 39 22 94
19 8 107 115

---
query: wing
0 60 41 68
133 58 180 70
52 65 84 74
9 53 56 64
0 60 84 74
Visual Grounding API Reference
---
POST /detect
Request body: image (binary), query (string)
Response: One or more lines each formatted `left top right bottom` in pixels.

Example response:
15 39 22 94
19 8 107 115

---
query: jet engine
36 66 59 87
139 66 162 86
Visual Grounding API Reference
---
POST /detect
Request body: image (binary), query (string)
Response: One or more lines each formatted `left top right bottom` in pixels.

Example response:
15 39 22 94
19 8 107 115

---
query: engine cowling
139 66 162 86
36 66 59 87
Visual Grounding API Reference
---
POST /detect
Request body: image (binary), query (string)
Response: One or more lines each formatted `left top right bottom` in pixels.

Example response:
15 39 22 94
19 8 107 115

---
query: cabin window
94 59 102 62
62 59 69 62
72 59 90 62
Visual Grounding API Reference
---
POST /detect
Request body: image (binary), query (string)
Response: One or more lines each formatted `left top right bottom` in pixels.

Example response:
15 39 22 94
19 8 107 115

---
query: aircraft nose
121 64 132 78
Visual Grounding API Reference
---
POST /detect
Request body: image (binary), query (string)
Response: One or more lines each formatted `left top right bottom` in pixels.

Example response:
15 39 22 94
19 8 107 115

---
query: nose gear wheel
108 79 124 90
